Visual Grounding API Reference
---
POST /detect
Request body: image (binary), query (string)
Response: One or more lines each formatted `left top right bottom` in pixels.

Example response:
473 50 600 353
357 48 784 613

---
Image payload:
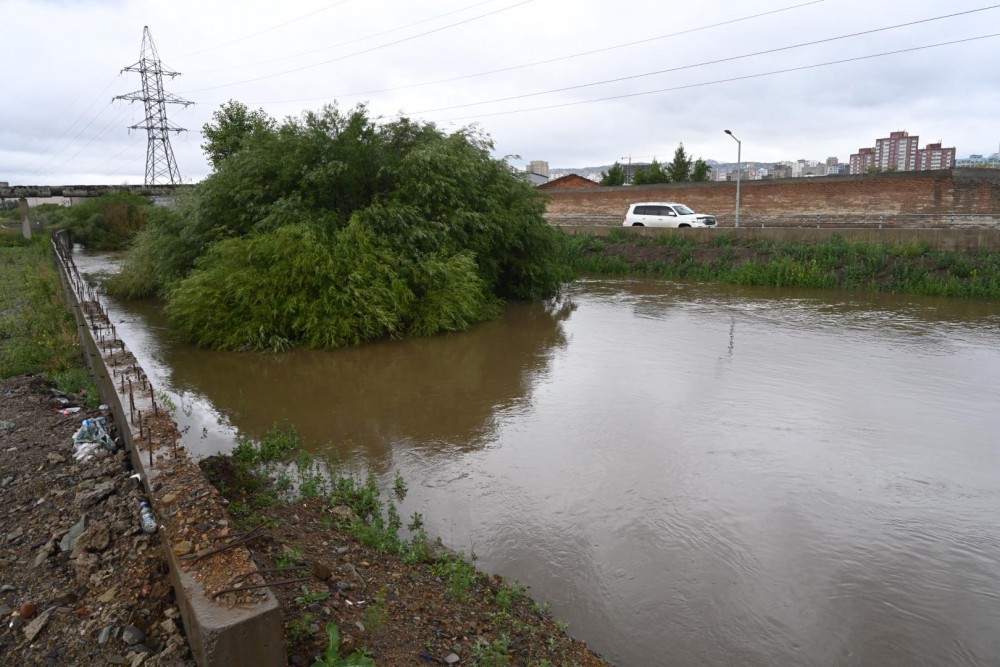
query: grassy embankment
563 229 1000 298
0 230 100 402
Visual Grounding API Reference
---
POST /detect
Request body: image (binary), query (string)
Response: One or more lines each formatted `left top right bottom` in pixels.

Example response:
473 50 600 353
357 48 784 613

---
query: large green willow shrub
109 103 567 350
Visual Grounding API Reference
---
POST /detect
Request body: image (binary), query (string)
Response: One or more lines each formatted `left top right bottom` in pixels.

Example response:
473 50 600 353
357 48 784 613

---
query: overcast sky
3 0 999 185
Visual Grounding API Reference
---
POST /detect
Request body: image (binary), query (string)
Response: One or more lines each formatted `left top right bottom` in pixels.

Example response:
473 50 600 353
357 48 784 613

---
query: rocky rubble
0 375 195 667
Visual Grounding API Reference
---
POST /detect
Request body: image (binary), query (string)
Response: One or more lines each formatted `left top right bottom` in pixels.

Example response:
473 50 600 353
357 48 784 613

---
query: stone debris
0 375 196 666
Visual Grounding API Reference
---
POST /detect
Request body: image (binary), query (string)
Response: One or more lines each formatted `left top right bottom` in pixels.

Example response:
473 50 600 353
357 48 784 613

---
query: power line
173 0 356 59
242 0 826 106
187 0 501 75
80 133 141 177
32 104 134 179
402 4 1000 117
23 76 121 176
423 33 1000 124
179 0 536 94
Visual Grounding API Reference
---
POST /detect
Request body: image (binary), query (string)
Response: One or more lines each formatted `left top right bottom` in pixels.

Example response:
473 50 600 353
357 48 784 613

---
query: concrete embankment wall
558 226 1000 252
543 169 1000 229
49 231 285 667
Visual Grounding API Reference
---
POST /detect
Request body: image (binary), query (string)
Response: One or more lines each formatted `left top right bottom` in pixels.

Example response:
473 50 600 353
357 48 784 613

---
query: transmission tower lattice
114 26 193 185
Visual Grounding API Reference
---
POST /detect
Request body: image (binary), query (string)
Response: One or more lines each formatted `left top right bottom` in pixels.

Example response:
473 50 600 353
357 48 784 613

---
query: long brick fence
542 168 1000 229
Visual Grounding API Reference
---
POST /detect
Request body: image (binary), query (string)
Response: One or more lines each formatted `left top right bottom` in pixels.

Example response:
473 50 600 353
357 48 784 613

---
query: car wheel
678 223 691 228
631 223 644 227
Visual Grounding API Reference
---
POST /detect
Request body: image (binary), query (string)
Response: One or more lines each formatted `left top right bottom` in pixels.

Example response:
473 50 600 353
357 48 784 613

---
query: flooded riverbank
77 249 1000 665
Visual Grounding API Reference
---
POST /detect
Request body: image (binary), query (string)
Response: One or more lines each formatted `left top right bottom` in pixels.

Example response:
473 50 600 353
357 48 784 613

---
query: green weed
362 586 389 634
294 586 330 606
311 623 375 667
286 612 319 643
433 556 479 601
471 633 512 666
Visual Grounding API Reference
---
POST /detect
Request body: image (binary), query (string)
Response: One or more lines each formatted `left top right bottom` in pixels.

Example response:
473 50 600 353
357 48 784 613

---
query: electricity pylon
114 26 193 185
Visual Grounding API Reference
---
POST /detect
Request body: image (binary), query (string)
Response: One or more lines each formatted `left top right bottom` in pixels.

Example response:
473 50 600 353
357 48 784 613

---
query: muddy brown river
78 250 1000 666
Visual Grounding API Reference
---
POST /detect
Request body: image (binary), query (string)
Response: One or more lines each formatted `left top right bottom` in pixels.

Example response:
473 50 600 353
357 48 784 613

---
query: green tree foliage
112 103 568 351
691 158 712 182
599 162 626 186
54 192 159 250
667 143 693 183
632 159 670 185
201 100 278 171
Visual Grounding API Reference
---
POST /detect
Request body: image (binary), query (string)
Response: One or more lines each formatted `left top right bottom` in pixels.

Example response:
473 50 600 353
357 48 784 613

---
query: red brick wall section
541 169 1000 228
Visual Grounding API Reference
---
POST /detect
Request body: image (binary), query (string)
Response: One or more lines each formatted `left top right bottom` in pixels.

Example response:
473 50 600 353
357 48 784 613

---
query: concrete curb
50 231 286 667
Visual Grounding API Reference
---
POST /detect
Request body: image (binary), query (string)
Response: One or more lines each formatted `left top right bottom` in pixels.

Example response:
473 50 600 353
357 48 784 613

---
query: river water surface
77 251 1000 666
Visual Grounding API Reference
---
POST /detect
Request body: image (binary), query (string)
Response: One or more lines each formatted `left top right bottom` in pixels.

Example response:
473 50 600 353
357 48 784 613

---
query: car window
658 206 676 216
633 205 653 216
673 204 695 215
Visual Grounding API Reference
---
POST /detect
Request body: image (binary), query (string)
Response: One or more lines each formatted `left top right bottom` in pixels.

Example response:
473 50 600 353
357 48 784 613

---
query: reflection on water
75 249 1000 666
160 296 574 463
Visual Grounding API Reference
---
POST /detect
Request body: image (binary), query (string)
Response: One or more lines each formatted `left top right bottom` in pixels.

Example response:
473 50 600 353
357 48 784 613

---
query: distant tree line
600 144 712 186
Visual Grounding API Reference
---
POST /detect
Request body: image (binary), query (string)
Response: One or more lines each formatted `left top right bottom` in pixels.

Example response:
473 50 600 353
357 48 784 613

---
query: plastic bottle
139 501 158 534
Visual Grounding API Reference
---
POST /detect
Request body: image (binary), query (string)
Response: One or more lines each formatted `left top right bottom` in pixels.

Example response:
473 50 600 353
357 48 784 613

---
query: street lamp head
724 129 732 135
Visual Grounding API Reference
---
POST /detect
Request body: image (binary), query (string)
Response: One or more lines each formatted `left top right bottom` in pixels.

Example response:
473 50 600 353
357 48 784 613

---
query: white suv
622 202 717 228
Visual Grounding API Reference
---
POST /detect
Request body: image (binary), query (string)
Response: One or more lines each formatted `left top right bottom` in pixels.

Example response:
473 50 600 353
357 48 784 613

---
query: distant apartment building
876 131 919 171
824 157 848 175
768 164 793 179
850 131 956 174
916 142 956 170
526 160 550 178
849 147 876 174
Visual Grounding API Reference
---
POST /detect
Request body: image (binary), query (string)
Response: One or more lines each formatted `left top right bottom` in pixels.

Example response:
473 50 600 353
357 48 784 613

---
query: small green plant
232 424 300 467
156 390 177 414
393 470 407 499
311 623 376 667
494 589 513 611
296 450 329 499
276 543 305 568
286 612 318 643
471 633 512 666
531 601 552 617
362 586 389 634
294 586 330 606
433 556 478 601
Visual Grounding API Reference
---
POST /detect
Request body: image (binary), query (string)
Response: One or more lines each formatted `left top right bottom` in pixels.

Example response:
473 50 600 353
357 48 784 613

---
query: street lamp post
724 129 741 228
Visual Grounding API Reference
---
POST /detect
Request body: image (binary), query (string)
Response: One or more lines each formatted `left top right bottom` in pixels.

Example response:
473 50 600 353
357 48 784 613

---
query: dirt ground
0 374 194 667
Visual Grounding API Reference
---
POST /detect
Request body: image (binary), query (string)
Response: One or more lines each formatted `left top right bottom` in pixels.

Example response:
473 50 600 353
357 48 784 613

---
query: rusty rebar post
128 379 136 424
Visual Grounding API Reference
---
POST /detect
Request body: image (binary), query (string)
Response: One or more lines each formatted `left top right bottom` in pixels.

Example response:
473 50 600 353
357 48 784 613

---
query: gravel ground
0 375 194 667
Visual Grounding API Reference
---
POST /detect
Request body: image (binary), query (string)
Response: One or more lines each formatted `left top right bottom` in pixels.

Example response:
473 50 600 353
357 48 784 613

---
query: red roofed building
537 173 601 189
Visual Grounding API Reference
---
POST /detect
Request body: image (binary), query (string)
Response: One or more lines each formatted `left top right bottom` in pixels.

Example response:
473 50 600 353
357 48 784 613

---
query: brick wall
541 168 1000 228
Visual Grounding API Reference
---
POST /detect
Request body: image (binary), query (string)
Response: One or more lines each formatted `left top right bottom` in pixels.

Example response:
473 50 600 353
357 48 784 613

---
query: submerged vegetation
565 230 1000 298
107 102 569 351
